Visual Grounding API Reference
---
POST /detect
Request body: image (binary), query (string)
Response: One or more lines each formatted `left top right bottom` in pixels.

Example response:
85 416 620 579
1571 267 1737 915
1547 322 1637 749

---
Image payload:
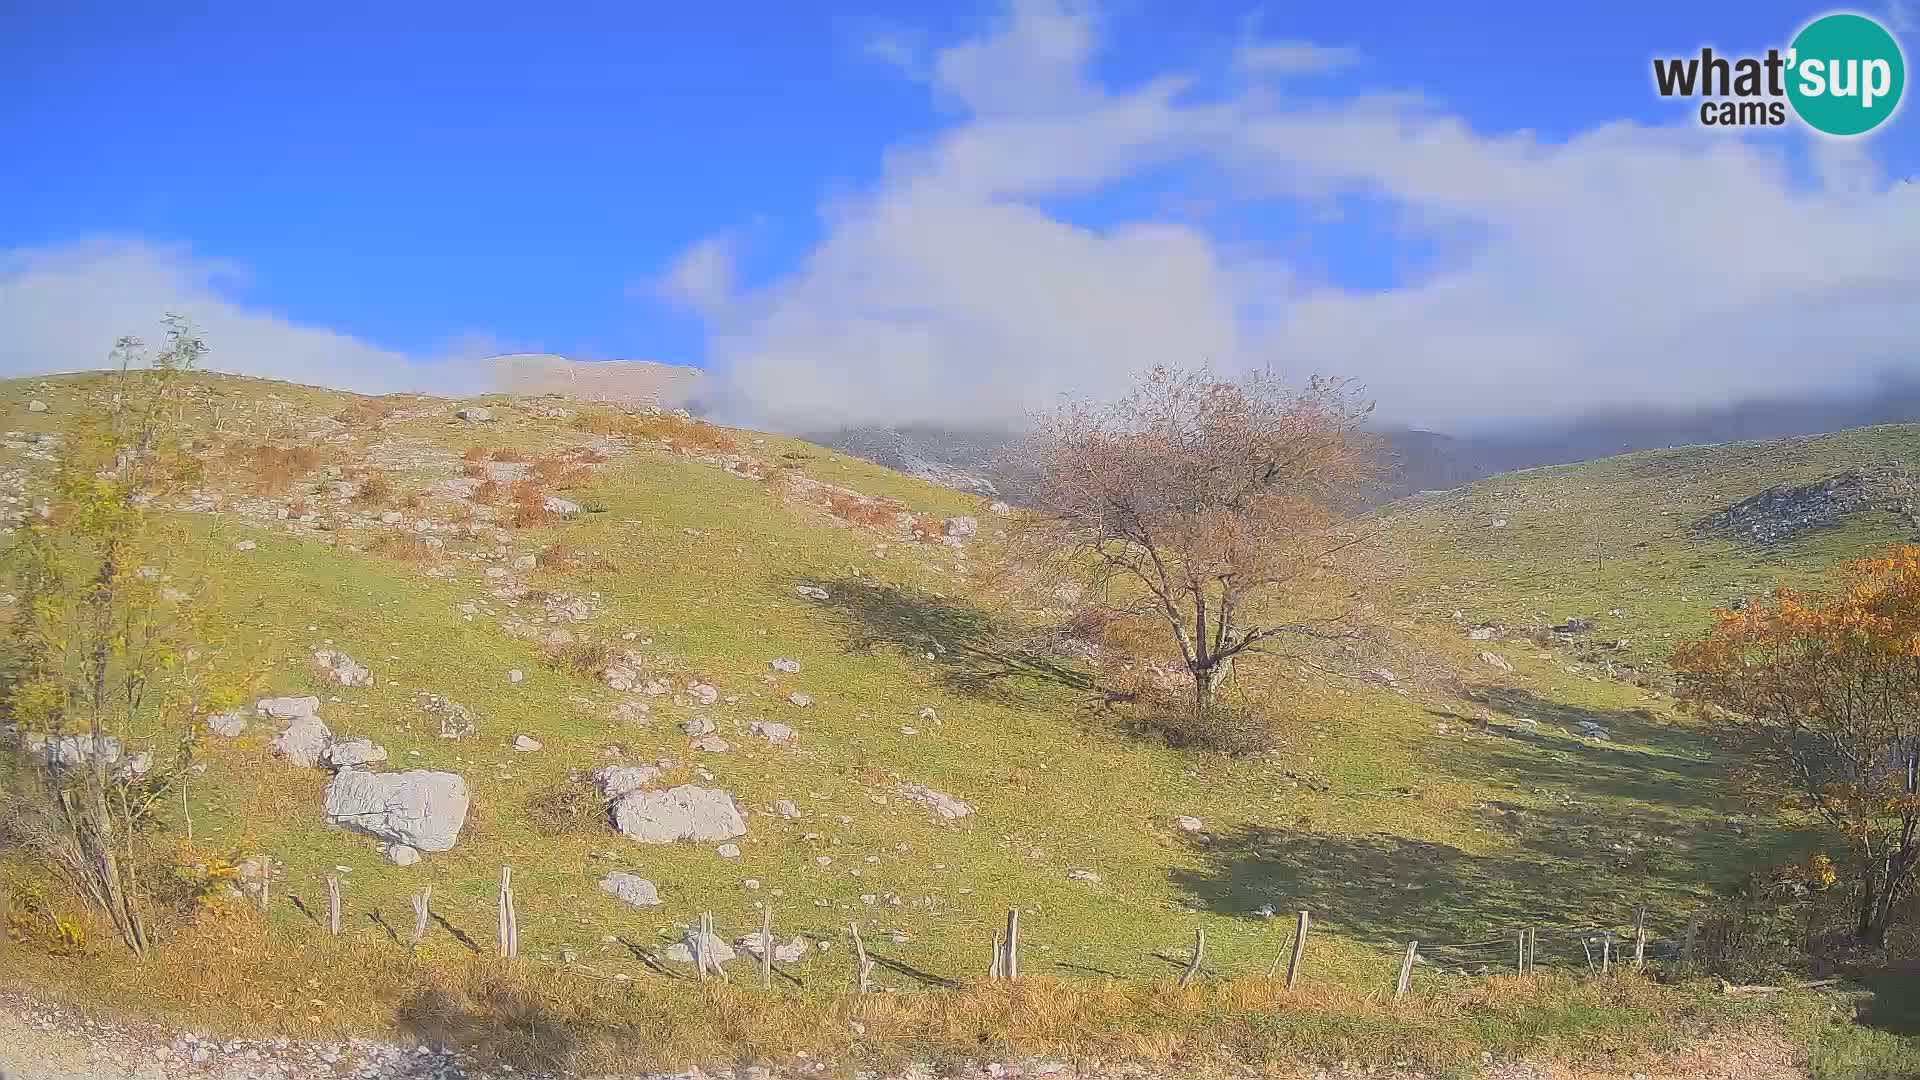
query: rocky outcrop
1695 468 1917 546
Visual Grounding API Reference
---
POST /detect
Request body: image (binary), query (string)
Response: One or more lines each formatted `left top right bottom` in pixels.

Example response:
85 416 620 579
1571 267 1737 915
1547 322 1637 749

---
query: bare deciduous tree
1016 364 1380 722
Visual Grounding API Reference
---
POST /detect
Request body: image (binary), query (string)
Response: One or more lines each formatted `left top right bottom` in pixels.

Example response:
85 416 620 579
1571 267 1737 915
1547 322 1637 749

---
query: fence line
293 865 1730 997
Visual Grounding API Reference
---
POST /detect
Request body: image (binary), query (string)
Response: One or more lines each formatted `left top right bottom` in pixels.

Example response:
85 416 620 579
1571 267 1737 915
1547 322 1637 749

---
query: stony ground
0 992 1811 1080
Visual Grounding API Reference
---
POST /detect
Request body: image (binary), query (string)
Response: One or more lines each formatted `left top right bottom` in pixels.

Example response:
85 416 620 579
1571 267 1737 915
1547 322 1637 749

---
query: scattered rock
26 400 47 413
609 784 748 844
787 692 813 708
507 669 524 684
1066 868 1101 883
896 782 973 821
692 735 730 753
688 682 719 706
989 500 1012 516
770 658 800 674
270 715 333 768
206 710 246 738
542 496 582 516
773 798 801 820
735 932 809 963
256 695 320 720
1573 720 1611 741
419 694 477 739
751 721 796 746
320 737 389 769
1174 815 1205 833
513 734 543 752
665 927 736 966
943 516 978 539
597 871 661 907
1467 625 1499 641
591 764 662 800
455 406 494 423
322 769 470 852
233 539 257 552
1479 651 1515 673
383 843 421 867
716 842 742 859
794 584 830 601
682 716 716 737
312 649 373 688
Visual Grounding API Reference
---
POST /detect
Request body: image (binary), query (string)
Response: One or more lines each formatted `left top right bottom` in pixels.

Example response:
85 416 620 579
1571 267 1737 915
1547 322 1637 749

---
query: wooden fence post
1632 908 1647 972
258 856 271 913
989 930 1004 979
1601 931 1613 975
700 912 727 982
497 867 518 960
1395 940 1418 999
1516 929 1526 974
1682 916 1700 966
1581 935 1595 973
1180 927 1205 988
1526 927 1537 972
1004 909 1020 982
760 904 773 990
325 874 341 938
1286 910 1310 990
410 887 431 948
850 921 873 994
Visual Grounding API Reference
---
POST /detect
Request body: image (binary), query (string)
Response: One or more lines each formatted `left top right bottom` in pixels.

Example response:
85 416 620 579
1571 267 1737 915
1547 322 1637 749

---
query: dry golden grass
0 907 1782 1080
538 636 611 678
826 491 902 529
332 397 406 428
471 479 503 505
221 443 327 496
569 407 738 455
489 448 528 463
350 472 394 506
366 532 438 563
533 542 612 573
508 480 549 528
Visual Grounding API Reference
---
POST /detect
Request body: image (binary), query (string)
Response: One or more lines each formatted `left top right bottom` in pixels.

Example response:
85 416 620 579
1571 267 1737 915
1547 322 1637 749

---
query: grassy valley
2 372 1918 1078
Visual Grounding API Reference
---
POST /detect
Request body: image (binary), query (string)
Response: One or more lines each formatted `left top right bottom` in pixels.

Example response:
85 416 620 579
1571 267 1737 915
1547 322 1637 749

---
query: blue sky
2 1 1916 430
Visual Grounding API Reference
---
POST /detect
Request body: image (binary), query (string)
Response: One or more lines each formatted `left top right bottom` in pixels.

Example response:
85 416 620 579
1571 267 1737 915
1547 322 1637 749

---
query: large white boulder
323 769 469 852
610 784 746 844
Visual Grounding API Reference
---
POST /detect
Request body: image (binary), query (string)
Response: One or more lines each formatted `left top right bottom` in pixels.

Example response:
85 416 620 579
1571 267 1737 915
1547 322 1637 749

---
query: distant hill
487 352 706 410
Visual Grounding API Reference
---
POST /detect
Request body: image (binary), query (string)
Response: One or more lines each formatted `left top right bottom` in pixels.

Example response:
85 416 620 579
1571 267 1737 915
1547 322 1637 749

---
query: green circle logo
1786 13 1905 136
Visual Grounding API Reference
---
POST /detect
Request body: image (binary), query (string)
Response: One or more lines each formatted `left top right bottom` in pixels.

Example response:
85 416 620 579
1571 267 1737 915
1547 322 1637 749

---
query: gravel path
0 991 1806 1080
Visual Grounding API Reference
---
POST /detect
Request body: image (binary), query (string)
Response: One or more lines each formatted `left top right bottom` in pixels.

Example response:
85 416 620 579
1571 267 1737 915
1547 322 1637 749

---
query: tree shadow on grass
1171 826 1609 948
791 574 1096 704
395 981 579 1074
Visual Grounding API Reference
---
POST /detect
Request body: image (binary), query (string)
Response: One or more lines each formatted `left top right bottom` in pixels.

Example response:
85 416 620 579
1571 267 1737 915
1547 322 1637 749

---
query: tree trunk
1856 863 1881 945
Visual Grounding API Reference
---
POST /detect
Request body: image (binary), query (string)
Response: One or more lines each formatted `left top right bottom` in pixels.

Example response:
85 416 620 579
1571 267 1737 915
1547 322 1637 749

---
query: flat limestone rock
323 769 469 852
598 871 661 907
610 784 746 844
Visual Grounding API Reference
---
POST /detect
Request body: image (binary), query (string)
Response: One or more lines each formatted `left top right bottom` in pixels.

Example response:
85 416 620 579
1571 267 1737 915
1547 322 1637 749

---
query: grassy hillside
1389 425 1920 673
2 372 1917 1077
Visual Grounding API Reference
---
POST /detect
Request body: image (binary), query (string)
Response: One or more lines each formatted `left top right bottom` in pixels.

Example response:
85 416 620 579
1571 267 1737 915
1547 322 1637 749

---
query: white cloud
1233 40 1358 77
0 241 497 396
647 233 739 318
677 1 1920 434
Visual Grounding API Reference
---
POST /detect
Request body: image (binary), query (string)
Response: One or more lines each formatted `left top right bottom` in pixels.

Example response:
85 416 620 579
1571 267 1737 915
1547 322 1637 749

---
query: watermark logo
1652 11 1905 136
